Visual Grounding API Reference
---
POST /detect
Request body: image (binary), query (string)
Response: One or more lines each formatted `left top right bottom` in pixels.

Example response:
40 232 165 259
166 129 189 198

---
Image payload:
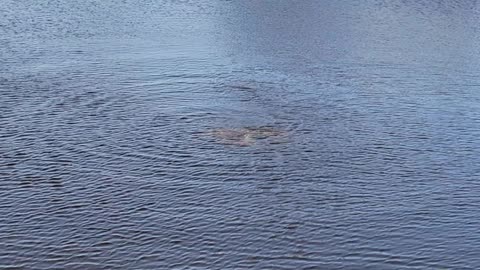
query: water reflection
217 0 480 68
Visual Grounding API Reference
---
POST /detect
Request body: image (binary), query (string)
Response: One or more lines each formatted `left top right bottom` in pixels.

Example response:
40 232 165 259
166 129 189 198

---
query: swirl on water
205 126 287 146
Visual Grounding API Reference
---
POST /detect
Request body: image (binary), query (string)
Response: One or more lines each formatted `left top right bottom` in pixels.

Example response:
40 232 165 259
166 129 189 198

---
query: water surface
2 0 480 269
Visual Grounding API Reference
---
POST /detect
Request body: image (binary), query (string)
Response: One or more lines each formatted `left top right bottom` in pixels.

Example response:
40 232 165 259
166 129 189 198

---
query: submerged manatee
206 126 285 146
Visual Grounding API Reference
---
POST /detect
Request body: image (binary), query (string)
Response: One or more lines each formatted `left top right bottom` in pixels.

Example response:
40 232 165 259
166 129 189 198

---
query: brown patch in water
206 126 286 146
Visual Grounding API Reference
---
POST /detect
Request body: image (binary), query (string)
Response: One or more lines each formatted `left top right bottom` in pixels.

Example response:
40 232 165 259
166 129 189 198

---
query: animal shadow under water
205 126 287 146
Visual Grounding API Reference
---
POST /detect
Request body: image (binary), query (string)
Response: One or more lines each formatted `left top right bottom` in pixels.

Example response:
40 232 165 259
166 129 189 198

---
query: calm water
2 0 480 269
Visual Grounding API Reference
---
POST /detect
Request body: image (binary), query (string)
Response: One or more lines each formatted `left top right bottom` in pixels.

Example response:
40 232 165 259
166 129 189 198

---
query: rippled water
2 0 480 269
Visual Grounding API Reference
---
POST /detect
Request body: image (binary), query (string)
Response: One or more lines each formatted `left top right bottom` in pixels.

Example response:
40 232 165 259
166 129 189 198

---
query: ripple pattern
2 0 480 269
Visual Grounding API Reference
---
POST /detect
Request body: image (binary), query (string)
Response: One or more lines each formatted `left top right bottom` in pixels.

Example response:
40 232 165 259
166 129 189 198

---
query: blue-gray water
2 0 480 269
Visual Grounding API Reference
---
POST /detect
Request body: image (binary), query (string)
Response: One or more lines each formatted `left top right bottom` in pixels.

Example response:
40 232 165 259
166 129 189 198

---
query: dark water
2 0 480 269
